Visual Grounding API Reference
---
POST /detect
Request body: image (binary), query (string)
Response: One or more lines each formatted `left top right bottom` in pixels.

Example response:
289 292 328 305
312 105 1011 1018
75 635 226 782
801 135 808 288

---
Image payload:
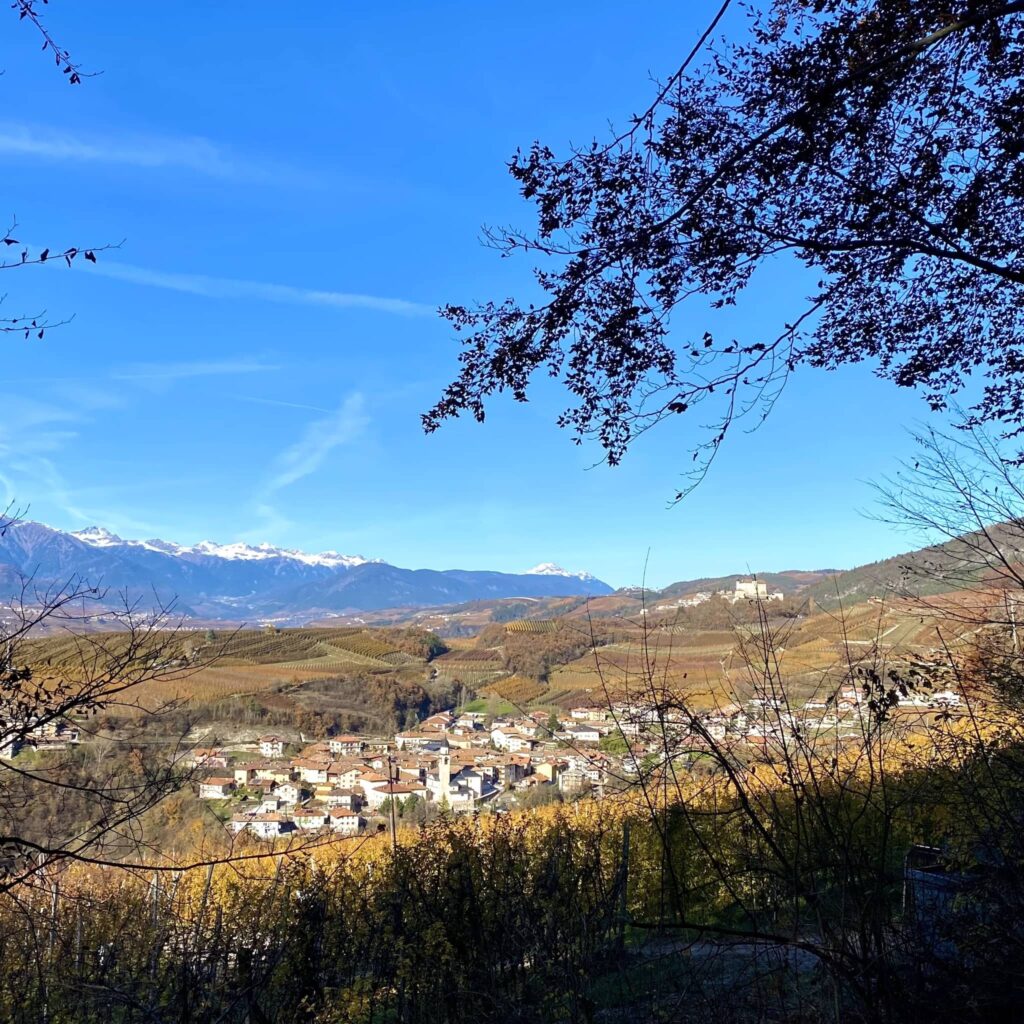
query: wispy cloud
0 121 310 184
232 395 334 414
83 258 434 318
0 395 83 459
0 391 161 532
243 394 368 544
113 358 279 383
267 393 368 493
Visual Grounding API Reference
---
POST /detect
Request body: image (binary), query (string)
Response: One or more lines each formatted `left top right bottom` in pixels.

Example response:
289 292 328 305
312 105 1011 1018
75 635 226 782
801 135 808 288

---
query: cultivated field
17 599 967 719
476 597 966 712
19 626 436 712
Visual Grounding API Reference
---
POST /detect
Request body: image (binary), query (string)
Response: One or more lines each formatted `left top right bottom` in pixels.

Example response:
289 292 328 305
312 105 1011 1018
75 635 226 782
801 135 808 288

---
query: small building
191 747 229 769
362 780 428 810
357 771 391 801
533 760 566 783
558 768 589 794
420 712 455 732
324 787 362 811
259 735 285 758
445 733 482 750
327 734 364 756
229 812 293 839
395 731 448 752
292 758 331 785
570 707 607 721
490 728 538 753
254 761 293 784
327 764 363 788
705 720 728 741
199 776 236 800
563 724 601 744
515 775 552 792
498 758 530 789
276 781 303 805
328 808 363 835
293 805 329 831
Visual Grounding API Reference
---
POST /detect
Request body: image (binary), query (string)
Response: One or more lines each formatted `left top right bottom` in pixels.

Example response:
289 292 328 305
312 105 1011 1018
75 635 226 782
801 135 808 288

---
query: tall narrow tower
438 751 451 809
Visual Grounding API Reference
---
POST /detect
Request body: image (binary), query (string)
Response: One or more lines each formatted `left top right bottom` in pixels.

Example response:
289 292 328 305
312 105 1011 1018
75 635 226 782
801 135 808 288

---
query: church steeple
438 745 451 809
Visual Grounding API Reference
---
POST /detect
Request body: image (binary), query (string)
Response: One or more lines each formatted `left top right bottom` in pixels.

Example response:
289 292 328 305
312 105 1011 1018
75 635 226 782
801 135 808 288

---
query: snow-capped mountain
0 522 612 621
71 528 376 569
70 526 125 548
525 562 598 581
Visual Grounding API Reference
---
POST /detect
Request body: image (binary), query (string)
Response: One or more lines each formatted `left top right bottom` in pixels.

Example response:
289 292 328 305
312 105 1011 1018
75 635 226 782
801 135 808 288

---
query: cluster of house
0 712 81 758
196 679 967 838
193 715 606 839
652 578 786 613
694 683 964 746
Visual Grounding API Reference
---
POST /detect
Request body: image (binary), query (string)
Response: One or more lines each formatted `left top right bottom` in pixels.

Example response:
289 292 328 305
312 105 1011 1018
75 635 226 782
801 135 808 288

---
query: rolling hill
320 524 1024 633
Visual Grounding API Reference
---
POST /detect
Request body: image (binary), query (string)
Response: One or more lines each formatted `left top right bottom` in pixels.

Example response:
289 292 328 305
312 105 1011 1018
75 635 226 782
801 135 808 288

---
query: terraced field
479 674 547 706
20 625 437 711
431 648 508 686
523 602 956 711
19 601 962 720
504 620 558 634
527 684 592 709
442 637 482 652
551 634 732 686
127 662 343 710
209 628 415 666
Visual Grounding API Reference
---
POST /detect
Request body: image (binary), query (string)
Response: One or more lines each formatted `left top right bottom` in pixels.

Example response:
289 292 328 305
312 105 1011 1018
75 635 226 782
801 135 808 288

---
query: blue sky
0 2 953 589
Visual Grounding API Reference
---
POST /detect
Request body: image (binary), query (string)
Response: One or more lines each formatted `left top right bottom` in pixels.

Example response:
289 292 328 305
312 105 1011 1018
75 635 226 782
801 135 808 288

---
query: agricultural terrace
19 626 444 712
15 602 960 722
476 600 963 714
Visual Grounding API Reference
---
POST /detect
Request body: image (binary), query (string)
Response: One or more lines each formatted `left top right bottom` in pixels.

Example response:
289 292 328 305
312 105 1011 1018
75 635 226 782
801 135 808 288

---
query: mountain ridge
70 525 380 569
2 519 1005 629
0 521 613 622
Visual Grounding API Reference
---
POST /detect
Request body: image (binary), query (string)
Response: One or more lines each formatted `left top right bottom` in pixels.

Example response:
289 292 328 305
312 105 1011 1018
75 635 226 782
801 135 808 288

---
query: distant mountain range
0 522 613 623
317 526 1022 635
1 518 1007 630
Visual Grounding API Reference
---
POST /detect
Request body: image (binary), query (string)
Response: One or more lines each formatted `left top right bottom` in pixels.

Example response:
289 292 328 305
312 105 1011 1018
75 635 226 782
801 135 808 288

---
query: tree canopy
426 0 1024 497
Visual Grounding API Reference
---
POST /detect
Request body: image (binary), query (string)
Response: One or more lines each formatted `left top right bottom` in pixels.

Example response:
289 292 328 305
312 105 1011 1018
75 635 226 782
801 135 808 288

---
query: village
189 679 963 839
0 661 964 845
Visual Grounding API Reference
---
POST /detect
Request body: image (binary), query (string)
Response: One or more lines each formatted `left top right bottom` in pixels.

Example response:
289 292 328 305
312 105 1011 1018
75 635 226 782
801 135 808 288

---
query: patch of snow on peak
72 526 124 547
284 549 376 569
73 527 183 555
190 540 273 561
68 526 375 568
524 562 597 581
172 539 378 567
195 542 375 567
141 538 185 555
